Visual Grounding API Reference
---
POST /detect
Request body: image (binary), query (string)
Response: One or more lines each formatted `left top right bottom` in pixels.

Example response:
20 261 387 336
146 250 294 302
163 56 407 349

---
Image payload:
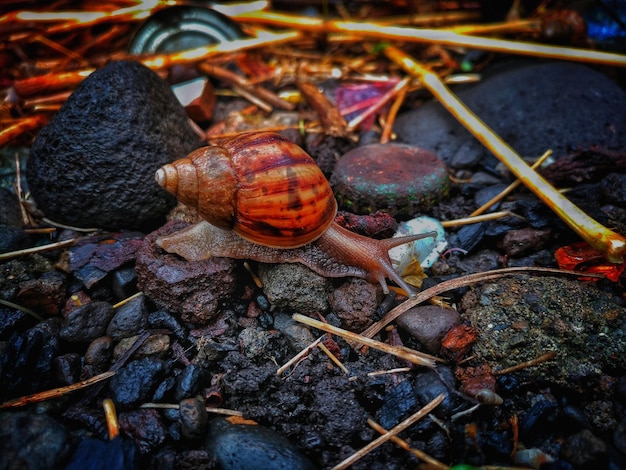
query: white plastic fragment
388 216 447 273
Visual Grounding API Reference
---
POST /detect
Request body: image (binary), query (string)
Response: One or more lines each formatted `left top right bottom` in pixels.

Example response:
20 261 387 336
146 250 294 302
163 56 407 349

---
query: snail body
155 132 434 297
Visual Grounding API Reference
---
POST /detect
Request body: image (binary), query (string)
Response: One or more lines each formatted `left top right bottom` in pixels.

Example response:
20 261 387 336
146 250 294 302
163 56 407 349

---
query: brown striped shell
155 132 338 248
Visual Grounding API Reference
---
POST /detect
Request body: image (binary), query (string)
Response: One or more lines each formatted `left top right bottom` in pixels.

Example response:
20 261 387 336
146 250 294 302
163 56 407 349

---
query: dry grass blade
331 393 445 469
140 402 243 417
384 45 626 263
292 314 441 368
233 11 626 67
0 238 76 261
0 371 115 409
360 267 604 340
368 418 448 468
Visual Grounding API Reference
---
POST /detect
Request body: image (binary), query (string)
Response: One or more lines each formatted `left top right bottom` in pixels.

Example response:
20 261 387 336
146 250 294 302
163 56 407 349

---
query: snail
155 132 435 297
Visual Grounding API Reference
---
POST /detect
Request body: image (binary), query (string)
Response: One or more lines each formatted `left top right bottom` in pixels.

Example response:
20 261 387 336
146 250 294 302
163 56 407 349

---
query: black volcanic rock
394 61 626 169
26 60 202 231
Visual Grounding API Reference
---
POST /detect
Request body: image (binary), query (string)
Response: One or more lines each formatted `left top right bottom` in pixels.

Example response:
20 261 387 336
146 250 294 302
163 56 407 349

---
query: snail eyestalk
383 45 626 264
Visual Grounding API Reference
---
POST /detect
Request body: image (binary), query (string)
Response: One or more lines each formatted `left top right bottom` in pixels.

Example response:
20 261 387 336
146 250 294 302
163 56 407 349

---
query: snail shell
156 132 337 248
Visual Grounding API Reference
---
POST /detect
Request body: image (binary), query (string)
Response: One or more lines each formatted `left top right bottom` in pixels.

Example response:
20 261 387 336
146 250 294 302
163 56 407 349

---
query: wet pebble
175 364 204 401
396 304 460 354
111 267 138 301
26 60 201 231
258 263 330 315
238 327 271 358
376 379 417 429
106 295 148 341
498 227 551 257
179 396 208 440
148 310 187 342
560 429 607 468
113 333 170 360
136 221 238 324
273 313 316 352
519 393 559 438
0 411 70 469
513 448 555 468
60 301 115 343
395 62 626 169
329 277 382 330
51 352 81 386
204 416 315 470
413 366 460 416
331 143 449 216
118 408 166 454
84 336 114 367
109 357 167 408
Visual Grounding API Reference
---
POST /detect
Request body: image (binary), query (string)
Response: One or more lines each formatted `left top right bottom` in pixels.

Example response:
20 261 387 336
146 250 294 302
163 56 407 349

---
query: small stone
204 416 315 470
111 267 138 301
331 143 449 216
84 336 114 367
113 334 170 361
51 353 82 386
60 301 115 343
0 411 70 470
179 397 208 440
118 408 166 455
26 60 201 231
329 277 382 331
106 295 148 341
238 327 271 359
109 357 167 408
560 429 607 468
136 221 238 324
413 366 459 416
15 270 67 317
376 380 417 430
273 313 316 352
513 448 555 468
258 263 330 315
147 310 187 342
175 364 204 401
499 227 552 257
397 304 460 354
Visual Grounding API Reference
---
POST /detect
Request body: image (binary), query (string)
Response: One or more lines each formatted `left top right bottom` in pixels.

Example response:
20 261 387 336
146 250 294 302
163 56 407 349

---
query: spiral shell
156 132 337 248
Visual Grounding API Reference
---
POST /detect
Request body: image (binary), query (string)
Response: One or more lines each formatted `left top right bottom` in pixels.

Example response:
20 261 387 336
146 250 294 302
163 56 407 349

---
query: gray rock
204 417 315 470
395 61 626 169
26 60 201 231
106 295 148 341
460 275 626 387
397 304 460 354
109 357 166 408
60 301 115 343
259 263 330 315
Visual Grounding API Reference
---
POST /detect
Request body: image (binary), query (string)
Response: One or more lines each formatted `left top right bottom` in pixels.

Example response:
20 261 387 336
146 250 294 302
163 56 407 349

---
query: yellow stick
233 11 626 67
